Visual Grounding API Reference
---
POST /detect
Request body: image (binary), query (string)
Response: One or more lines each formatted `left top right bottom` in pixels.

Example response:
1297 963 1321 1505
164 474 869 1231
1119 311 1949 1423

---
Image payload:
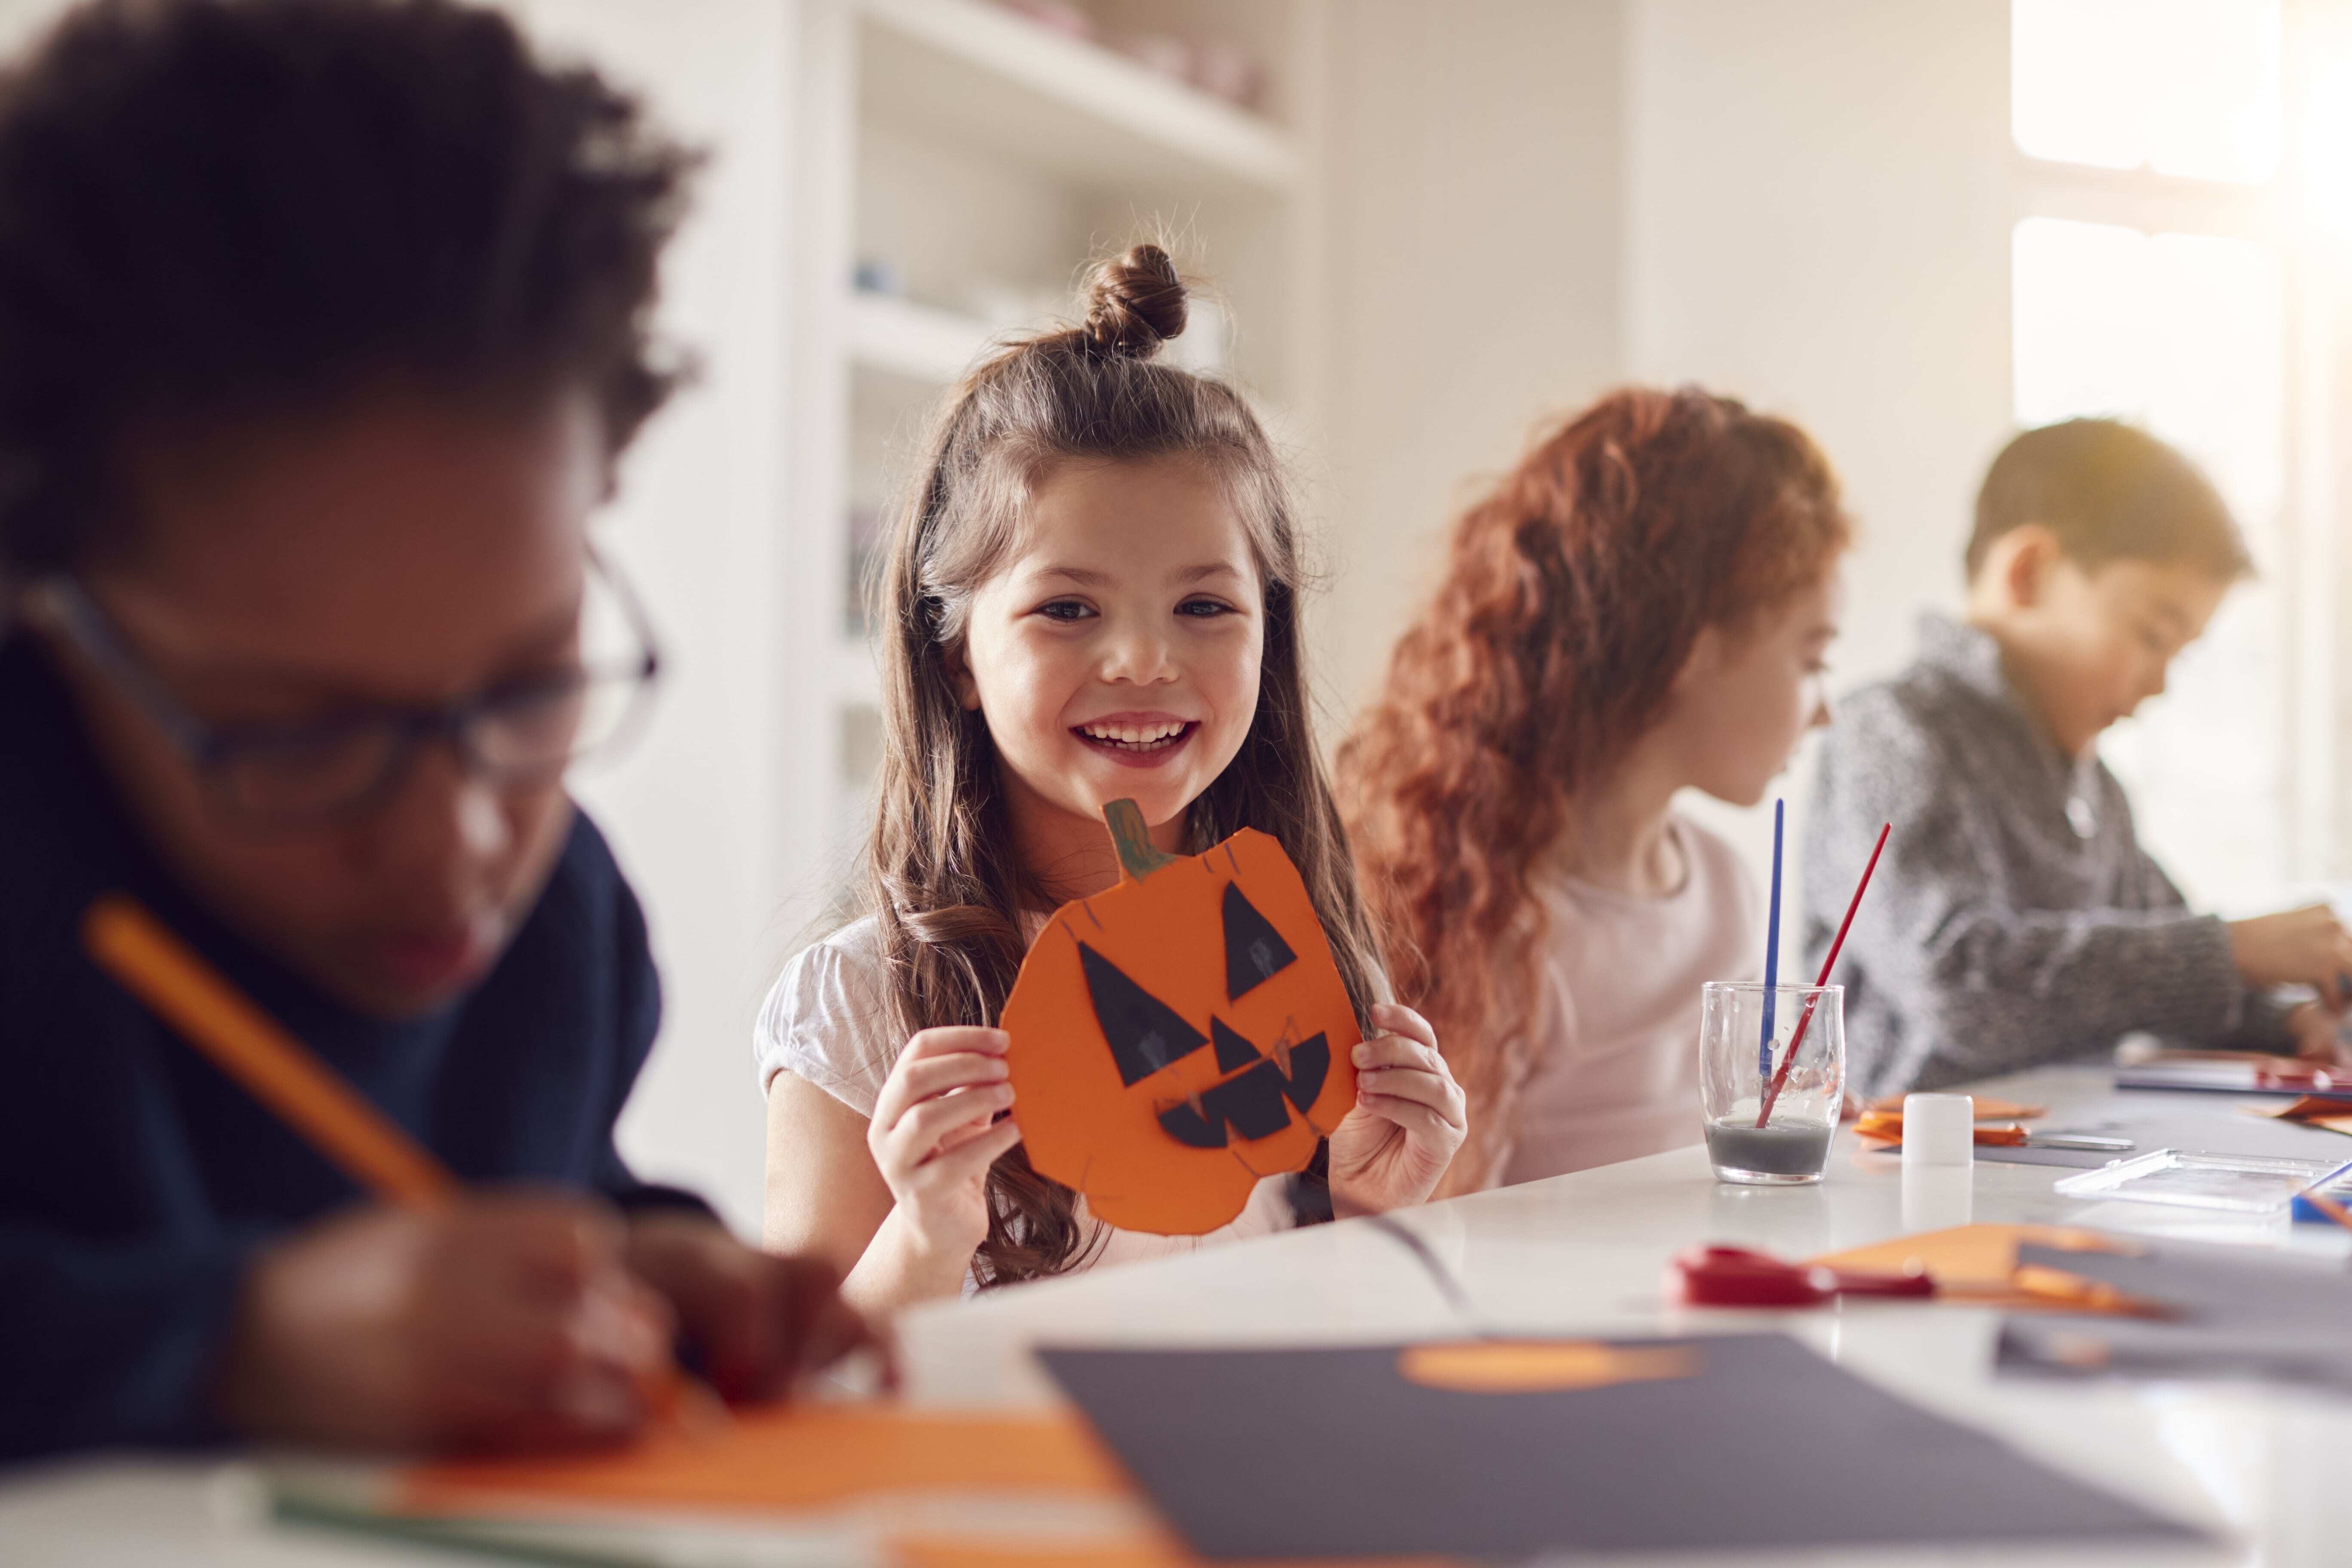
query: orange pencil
83 892 715 1431
84 895 459 1208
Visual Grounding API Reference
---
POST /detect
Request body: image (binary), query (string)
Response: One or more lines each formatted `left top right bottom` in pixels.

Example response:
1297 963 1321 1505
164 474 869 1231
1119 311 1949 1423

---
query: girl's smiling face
949 454 1263 885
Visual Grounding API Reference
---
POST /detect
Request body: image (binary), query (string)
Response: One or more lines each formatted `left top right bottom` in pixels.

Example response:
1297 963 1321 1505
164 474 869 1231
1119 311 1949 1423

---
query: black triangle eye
1222 882 1298 1001
1079 942 1209 1086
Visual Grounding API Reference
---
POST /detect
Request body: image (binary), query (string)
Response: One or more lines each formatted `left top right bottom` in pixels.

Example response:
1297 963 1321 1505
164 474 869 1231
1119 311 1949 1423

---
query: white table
9 1063 2352 1565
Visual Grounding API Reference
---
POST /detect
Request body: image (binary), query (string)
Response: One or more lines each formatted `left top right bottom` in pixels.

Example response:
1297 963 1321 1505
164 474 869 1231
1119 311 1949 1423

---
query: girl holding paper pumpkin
758 246 1466 1312
1340 389 1850 1192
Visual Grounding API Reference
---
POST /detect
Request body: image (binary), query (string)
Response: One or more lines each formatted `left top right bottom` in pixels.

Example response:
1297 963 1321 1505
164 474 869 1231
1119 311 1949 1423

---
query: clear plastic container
2053 1149 2352 1214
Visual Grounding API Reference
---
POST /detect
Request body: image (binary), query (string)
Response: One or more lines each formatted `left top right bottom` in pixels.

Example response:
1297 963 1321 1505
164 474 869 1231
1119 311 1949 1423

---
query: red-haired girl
1340 388 1849 1192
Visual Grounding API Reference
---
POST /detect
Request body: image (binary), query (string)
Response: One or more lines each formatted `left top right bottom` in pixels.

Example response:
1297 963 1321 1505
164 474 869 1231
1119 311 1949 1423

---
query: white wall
1311 0 2020 933
1623 0 2018 914
509 0 809 1234
1311 0 1629 709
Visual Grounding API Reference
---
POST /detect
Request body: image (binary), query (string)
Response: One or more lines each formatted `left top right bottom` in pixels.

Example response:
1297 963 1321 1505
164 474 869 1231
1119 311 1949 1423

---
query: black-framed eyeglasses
37 550 663 830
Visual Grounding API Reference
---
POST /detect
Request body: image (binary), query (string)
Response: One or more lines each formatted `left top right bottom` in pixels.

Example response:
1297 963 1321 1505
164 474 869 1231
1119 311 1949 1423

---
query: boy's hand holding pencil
86 894 882 1453
216 1193 680 1451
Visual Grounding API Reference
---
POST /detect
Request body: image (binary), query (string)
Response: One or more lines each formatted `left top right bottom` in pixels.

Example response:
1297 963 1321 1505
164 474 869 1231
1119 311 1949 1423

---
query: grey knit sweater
1803 613 2284 1099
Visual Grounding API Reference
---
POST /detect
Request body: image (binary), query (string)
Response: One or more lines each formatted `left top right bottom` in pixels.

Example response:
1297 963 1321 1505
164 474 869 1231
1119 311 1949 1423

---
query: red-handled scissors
1668 1244 1935 1308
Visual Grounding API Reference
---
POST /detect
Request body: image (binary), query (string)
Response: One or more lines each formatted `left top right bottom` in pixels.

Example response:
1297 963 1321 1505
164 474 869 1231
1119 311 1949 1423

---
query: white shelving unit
786 0 1323 881
843 291 994 384
858 0 1302 196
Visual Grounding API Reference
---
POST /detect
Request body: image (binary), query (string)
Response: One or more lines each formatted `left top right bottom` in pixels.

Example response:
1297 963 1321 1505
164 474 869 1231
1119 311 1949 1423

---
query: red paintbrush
1754 822 1889 1128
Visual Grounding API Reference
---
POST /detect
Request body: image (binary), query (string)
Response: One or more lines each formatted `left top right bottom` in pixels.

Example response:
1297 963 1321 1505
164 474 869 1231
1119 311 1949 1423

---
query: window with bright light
2011 0 2295 911
2012 217 2286 906
2012 0 2282 184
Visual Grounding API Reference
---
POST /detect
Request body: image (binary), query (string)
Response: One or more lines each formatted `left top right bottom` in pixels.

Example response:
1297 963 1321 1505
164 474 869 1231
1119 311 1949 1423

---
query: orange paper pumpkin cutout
1001 800 1361 1235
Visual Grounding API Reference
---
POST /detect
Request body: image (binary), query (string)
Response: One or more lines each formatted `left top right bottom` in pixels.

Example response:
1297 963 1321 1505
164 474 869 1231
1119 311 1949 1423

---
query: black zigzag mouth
1154 1032 1331 1149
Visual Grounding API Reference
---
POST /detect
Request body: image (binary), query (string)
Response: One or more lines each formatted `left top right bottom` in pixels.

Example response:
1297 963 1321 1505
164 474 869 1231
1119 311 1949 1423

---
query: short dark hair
0 0 697 577
1966 418 2251 581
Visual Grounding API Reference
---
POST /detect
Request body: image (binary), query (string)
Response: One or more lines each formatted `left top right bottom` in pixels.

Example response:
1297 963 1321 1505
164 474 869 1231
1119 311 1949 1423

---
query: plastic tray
2052 1149 2352 1215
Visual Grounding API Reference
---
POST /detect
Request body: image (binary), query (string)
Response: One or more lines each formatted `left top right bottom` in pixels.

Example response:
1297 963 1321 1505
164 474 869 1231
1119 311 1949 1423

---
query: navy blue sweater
0 634 687 1461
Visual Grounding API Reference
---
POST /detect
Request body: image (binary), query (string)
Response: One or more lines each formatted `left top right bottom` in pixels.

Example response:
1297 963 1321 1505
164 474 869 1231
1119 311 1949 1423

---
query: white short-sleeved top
753 915 1297 1280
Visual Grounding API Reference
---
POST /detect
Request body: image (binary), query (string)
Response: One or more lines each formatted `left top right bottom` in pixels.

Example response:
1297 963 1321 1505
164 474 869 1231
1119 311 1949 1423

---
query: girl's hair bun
1080 244 1186 359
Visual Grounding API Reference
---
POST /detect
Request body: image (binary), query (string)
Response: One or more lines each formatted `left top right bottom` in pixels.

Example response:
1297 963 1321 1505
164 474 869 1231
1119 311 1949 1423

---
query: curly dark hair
0 0 697 577
1338 387 1849 1191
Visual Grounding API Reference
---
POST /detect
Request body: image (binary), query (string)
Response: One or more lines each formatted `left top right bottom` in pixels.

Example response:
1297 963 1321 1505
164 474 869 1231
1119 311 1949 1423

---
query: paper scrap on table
1864 1093 2048 1120
1002 806 1360 1236
1038 1335 2204 1561
402 1406 1125 1516
885 1534 1449 1568
1998 1239 2352 1395
1812 1223 2141 1310
2260 1095 2352 1136
1853 1108 2049 1148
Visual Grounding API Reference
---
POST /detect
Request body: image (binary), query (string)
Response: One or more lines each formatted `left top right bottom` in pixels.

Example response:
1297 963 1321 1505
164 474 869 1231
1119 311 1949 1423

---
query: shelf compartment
844 291 995 383
857 0 1301 198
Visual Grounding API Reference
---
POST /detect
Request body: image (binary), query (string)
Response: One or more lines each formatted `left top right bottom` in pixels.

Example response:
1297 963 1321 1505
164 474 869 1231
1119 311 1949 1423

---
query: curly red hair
1338 387 1848 1191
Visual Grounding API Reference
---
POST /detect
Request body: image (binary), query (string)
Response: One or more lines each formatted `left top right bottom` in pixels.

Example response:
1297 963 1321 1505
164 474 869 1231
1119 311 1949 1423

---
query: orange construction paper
1396 1341 1694 1394
887 1535 1454 1568
1853 1109 2034 1148
1810 1224 2142 1311
1002 804 1360 1235
402 1406 1127 1517
1863 1093 2047 1121
2261 1095 2352 1136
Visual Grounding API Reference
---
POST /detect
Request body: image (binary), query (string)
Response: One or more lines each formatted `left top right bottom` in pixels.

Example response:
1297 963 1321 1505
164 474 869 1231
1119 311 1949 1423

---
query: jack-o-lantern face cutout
1001 800 1361 1235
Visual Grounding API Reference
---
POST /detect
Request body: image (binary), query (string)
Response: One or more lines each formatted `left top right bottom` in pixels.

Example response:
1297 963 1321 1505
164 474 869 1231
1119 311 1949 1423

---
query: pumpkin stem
1102 799 1181 883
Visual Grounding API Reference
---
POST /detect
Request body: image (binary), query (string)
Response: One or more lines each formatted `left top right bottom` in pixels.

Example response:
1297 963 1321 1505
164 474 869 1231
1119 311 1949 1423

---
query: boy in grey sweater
1805 420 2352 1099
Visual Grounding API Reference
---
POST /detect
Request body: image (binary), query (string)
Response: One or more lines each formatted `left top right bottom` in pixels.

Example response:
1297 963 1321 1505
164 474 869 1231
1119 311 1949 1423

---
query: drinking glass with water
1699 981 1844 1185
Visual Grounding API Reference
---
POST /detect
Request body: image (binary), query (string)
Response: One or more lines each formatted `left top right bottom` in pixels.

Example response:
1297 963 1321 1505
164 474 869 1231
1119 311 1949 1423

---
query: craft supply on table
2052 1149 2352 1215
2264 1094 2352 1136
1669 1243 1932 1306
1866 1092 2049 1118
269 1405 1142 1565
2115 1052 2352 1100
1877 1081 2352 1170
1697 980 1843 1185
1997 1237 2352 1396
1754 820 1888 1127
1900 1091 1975 1168
1855 1099 2131 1154
1676 1228 2171 1317
1037 1334 2204 1561
2291 1167 2352 1227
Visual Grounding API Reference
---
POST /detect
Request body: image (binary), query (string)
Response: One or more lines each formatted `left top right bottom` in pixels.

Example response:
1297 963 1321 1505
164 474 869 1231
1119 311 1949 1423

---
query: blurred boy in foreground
0 0 867 1461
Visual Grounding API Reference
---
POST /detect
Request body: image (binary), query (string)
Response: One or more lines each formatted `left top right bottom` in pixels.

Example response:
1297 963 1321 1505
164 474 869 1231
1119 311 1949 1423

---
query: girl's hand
1326 1003 1467 1218
865 1027 1022 1266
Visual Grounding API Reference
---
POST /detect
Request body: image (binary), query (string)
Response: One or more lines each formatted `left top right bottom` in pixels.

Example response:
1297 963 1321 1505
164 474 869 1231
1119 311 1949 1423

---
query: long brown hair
861 244 1382 1286
1338 387 1847 1192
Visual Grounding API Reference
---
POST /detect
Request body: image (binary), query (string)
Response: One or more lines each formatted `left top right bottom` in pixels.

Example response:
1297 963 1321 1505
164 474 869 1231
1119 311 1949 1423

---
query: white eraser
1902 1092 1975 1168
